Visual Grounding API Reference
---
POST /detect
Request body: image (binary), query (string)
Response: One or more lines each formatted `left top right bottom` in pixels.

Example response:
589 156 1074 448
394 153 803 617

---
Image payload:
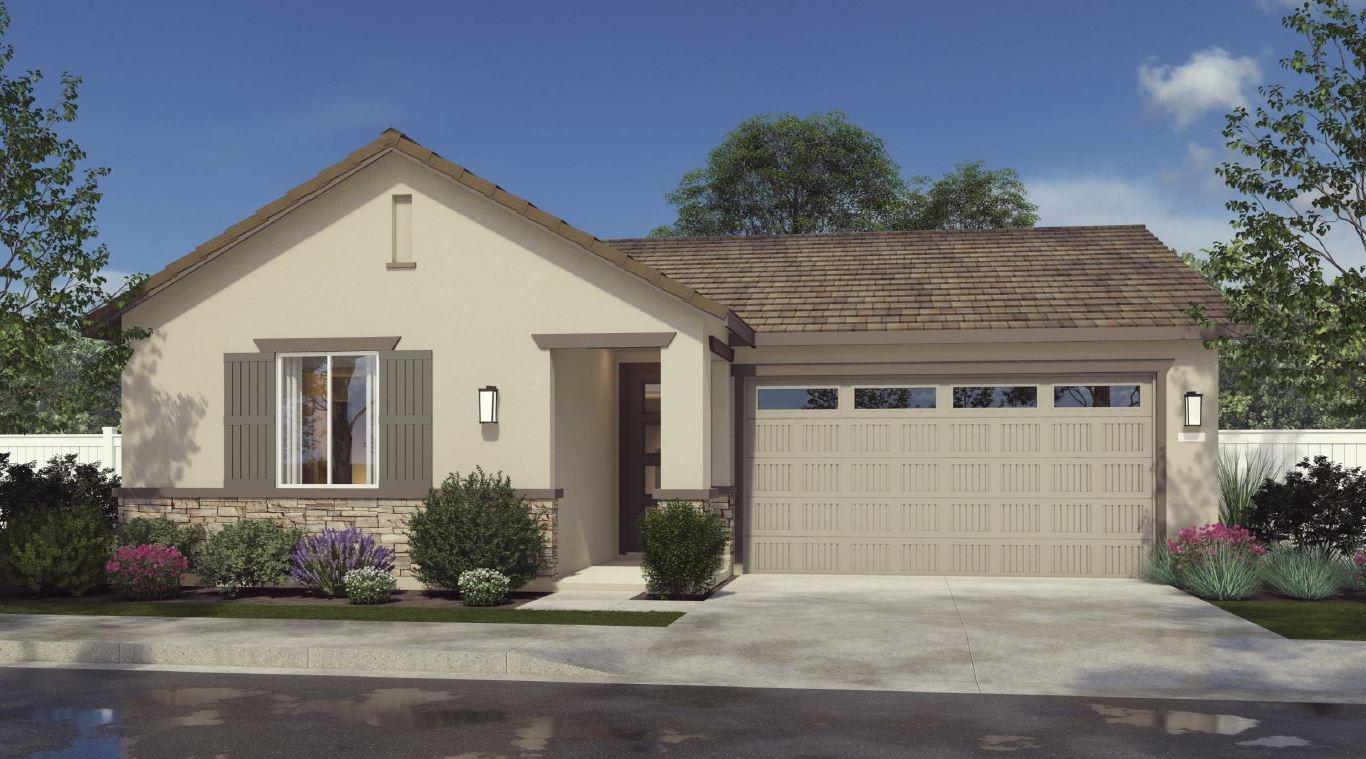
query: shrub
106 544 189 600
458 568 510 606
639 501 728 599
0 505 113 596
1176 544 1263 600
1354 550 1366 590
195 520 304 597
0 454 120 527
1246 456 1366 555
1261 545 1351 600
115 517 206 567
1218 447 1283 527
343 567 396 605
289 528 396 598
1143 545 1180 587
1166 523 1266 573
408 468 544 591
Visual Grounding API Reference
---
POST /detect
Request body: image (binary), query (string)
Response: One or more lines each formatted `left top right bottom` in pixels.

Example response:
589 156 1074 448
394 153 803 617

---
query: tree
0 4 144 433
896 160 1039 230
1199 0 1366 427
650 112 909 237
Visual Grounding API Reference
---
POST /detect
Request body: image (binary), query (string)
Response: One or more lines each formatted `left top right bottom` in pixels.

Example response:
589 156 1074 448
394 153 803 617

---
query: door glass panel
643 424 661 454
643 383 661 413
758 388 838 410
855 387 936 409
1053 385 1141 408
329 355 376 484
951 386 1038 408
643 465 660 494
281 356 329 484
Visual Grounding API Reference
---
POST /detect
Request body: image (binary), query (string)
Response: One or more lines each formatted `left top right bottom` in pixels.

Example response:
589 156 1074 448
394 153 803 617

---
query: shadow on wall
120 334 207 486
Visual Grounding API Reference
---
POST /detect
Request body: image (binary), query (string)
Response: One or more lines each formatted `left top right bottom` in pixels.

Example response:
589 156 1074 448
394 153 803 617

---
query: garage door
745 376 1154 577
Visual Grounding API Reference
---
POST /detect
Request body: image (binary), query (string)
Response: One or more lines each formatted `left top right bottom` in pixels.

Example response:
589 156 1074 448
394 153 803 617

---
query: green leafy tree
0 4 144 433
896 160 1039 230
1199 0 1366 427
650 112 909 236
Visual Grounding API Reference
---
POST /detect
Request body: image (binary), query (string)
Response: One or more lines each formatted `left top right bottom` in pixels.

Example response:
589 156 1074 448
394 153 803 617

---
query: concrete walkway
3 575 1364 703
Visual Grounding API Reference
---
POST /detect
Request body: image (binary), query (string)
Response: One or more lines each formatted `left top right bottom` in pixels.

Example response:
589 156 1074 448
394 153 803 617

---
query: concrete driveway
517 574 1366 702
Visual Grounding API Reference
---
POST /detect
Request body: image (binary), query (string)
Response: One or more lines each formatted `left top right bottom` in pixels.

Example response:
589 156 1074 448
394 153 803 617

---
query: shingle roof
610 226 1229 333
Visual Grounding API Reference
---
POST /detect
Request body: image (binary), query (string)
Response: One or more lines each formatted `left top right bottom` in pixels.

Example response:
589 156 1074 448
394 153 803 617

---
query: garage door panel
747 377 1154 578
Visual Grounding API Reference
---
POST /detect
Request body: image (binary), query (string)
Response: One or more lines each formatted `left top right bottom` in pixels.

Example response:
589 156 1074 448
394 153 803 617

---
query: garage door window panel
1054 385 1141 408
757 388 838 411
952 386 1038 409
854 387 936 410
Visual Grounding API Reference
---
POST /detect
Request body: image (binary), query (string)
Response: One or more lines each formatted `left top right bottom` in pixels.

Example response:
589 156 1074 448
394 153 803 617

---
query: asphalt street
1 667 1362 758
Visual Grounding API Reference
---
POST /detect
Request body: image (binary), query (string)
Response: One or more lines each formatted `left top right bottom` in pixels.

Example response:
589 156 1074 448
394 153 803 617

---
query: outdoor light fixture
1184 391 1203 428
478 386 499 424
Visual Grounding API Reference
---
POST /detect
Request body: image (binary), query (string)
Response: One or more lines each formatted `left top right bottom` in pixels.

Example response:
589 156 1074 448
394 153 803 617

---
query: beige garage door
745 376 1155 577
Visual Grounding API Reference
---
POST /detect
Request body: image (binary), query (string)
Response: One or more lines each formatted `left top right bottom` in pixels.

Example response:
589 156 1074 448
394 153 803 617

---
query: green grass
1214 600 1366 640
0 599 682 627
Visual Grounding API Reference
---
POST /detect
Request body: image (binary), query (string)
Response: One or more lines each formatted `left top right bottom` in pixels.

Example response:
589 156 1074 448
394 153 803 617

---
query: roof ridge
607 225 1152 244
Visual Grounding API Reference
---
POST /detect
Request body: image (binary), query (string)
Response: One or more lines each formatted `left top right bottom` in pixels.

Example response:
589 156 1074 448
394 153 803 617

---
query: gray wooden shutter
224 353 276 490
380 350 433 490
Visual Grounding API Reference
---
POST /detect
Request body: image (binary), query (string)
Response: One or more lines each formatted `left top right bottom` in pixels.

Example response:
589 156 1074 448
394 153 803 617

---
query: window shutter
379 350 433 490
224 353 276 489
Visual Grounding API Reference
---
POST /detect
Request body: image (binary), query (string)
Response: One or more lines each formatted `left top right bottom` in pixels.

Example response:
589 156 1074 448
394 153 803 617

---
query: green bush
343 567 395 605
639 501 728 599
1143 545 1180 587
1261 545 1351 600
195 520 303 597
408 468 544 590
115 517 206 567
1218 447 1283 527
1176 544 1263 601
0 505 113 596
458 568 510 606
0 454 120 527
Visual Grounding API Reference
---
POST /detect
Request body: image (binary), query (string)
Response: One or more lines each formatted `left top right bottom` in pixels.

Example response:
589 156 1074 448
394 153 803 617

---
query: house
93 129 1230 590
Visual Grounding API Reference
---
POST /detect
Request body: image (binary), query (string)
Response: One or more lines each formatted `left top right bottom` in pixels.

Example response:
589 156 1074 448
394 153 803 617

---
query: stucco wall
121 151 719 492
552 348 618 575
737 338 1220 533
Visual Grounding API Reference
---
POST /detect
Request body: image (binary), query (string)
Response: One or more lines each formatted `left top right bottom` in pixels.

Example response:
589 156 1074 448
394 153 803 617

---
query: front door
619 362 661 553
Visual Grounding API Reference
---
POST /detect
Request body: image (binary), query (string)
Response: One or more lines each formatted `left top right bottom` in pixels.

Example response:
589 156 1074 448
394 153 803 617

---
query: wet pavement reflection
1 667 1362 758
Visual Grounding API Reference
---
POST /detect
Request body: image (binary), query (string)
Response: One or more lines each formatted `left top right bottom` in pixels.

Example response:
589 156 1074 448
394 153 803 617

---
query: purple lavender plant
289 528 395 598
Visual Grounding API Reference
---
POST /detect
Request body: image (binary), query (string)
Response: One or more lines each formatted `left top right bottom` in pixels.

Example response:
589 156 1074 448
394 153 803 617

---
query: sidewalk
3 575 1365 703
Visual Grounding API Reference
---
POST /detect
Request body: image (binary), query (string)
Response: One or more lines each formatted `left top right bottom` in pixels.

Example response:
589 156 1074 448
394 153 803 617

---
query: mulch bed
1243 588 1366 605
0 585 546 609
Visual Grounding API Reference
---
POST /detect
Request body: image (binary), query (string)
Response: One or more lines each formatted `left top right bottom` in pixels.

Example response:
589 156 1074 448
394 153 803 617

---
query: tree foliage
897 160 1039 231
0 4 144 433
651 112 1037 237
1200 0 1366 426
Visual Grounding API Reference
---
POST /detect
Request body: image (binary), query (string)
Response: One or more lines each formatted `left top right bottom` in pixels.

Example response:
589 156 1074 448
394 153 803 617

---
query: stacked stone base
118 496 560 588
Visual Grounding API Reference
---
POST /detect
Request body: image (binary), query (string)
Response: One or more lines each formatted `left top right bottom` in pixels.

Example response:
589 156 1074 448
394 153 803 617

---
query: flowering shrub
1166 523 1266 572
290 528 395 598
343 566 395 605
458 568 510 607
1354 550 1366 589
105 544 189 600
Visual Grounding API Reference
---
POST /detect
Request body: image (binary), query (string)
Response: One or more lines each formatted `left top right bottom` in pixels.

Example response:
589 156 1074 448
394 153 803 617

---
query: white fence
0 427 122 473
0 429 1364 480
1218 429 1366 470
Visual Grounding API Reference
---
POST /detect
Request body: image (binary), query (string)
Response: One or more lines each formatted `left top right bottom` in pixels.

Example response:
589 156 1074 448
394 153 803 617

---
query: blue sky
6 1 1320 279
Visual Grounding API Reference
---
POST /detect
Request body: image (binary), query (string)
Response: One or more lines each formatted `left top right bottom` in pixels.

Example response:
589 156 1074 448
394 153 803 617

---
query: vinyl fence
0 428 1364 481
1218 429 1366 471
0 427 122 474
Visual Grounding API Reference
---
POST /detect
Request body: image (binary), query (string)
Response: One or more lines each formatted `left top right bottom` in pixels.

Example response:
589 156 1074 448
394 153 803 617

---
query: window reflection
952 386 1038 409
758 388 838 410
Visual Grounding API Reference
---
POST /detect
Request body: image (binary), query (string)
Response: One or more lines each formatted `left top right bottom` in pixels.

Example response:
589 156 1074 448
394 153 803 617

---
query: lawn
1213 600 1366 641
0 599 682 627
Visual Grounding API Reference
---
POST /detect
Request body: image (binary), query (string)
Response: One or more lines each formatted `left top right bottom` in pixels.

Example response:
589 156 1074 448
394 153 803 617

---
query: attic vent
388 194 414 270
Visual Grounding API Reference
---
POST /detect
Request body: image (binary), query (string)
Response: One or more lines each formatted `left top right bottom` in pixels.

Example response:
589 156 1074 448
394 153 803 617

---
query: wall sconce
478 386 499 424
1183 391 1203 428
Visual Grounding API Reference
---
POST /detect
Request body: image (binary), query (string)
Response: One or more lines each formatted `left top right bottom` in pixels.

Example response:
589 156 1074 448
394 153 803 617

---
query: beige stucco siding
121 151 719 491
737 338 1219 533
552 349 617 575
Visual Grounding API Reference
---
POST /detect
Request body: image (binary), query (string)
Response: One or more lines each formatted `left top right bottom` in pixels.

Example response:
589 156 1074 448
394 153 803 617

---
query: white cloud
1138 48 1260 129
1028 175 1232 254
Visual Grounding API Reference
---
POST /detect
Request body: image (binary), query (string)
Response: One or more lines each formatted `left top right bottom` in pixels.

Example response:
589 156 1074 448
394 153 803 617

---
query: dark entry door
619 362 660 553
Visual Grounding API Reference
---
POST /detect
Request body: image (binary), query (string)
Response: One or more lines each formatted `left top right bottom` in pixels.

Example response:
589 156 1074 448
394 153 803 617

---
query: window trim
275 351 381 489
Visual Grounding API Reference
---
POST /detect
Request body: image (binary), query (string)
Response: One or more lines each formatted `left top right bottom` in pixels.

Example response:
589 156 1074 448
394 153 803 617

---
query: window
391 194 412 264
279 353 378 486
855 387 936 409
1054 385 1141 408
952 386 1038 409
757 388 838 410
